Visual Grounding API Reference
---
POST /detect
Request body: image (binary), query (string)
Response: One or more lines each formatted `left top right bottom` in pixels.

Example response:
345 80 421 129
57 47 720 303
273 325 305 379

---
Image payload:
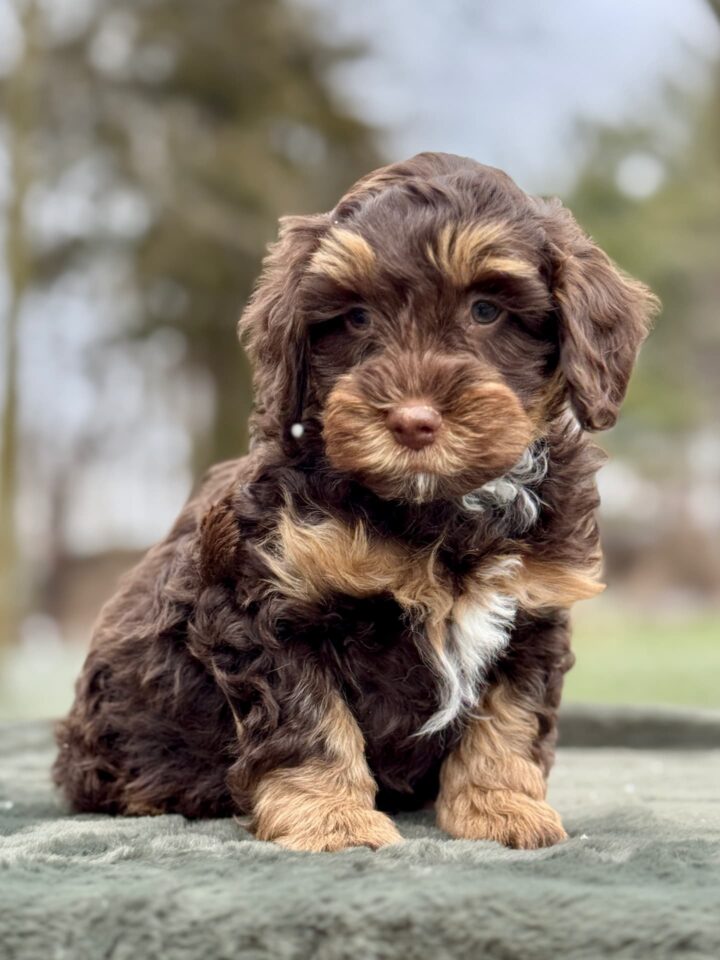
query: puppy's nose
386 403 442 450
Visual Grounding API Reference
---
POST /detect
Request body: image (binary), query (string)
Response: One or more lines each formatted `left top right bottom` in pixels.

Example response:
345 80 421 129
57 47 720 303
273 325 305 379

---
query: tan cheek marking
251 695 401 851
309 228 376 286
444 382 535 474
321 382 399 477
436 681 567 848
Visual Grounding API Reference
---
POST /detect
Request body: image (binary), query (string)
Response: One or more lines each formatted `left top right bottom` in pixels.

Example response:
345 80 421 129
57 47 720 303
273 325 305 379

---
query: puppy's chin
322 380 535 505
334 457 526 505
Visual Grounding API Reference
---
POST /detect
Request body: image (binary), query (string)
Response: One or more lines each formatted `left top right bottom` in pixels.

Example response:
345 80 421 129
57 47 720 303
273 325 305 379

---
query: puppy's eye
345 307 371 330
471 300 502 324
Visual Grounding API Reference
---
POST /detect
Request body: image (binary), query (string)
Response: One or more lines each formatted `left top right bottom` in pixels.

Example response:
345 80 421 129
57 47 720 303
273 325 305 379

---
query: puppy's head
240 152 659 503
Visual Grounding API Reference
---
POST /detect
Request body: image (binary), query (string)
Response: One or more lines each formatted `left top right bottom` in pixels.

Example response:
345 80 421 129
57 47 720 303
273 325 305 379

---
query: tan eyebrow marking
309 228 376 285
480 256 540 280
427 223 538 286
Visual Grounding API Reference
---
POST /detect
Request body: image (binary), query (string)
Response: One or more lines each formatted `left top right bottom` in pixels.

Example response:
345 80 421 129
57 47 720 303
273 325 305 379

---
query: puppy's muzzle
386 403 442 450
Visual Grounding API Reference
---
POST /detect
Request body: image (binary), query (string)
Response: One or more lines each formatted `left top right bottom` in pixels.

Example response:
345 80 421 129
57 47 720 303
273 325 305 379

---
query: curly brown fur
54 152 658 850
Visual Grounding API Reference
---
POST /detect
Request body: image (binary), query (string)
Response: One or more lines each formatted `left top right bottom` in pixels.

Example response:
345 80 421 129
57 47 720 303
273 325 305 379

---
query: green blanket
1 715 719 960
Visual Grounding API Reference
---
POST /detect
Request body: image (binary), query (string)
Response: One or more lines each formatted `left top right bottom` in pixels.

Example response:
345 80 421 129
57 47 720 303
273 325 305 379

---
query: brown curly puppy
53 152 658 851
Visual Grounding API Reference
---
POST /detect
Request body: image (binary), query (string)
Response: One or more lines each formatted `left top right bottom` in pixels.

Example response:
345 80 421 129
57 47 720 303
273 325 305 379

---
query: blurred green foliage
0 0 379 644
566 64 720 446
26 0 379 465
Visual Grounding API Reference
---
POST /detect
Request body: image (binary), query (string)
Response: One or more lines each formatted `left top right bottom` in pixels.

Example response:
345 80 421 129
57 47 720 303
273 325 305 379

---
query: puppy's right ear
239 214 329 447
540 200 660 431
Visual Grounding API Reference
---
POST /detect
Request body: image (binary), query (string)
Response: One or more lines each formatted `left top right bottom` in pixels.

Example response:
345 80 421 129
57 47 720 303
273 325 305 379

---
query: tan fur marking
480 256 539 280
427 222 537 287
260 511 455 651
322 374 534 502
262 514 600 664
514 556 605 609
309 228 376 286
436 682 567 849
461 552 604 612
124 799 164 816
252 695 401 852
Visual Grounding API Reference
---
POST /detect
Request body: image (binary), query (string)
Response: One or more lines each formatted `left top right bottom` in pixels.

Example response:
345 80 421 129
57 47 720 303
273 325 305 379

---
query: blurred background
0 0 718 719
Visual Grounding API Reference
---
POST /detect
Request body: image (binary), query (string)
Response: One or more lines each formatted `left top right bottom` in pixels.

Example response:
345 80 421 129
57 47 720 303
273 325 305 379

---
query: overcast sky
301 0 720 192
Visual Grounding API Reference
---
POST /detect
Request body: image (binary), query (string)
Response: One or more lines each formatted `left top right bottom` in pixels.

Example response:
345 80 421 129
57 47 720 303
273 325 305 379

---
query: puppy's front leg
193 508 400 852
234 687 401 853
436 681 567 849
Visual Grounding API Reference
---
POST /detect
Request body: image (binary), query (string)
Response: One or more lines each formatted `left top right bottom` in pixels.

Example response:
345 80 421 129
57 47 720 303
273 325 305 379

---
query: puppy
53 152 658 851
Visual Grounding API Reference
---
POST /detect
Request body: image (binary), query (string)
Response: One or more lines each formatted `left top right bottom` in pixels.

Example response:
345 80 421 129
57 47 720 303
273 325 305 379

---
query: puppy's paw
438 789 567 849
272 807 403 853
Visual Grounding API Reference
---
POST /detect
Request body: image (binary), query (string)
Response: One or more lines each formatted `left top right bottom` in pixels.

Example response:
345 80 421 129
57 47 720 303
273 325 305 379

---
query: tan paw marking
273 807 403 853
438 789 567 849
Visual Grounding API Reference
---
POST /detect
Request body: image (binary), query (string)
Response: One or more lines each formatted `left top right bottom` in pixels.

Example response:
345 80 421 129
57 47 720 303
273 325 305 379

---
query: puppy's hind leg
53 711 126 815
53 648 236 818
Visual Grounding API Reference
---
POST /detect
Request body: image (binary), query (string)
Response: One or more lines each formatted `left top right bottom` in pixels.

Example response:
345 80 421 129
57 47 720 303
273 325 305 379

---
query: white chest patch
417 592 518 736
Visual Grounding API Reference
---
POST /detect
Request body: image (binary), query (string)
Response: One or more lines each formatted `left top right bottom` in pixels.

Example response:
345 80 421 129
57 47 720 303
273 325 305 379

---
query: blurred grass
0 641 85 722
567 605 720 707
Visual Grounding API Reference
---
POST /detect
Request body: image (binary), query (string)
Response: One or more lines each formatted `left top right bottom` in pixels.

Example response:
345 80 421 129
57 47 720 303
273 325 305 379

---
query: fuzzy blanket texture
1 709 720 960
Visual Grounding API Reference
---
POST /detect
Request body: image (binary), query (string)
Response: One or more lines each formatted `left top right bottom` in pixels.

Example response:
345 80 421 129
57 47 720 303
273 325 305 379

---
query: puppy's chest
259 509 520 655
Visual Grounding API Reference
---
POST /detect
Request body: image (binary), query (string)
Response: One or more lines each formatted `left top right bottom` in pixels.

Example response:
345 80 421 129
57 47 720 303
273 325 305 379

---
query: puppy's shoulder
195 447 298 584
176 448 273 531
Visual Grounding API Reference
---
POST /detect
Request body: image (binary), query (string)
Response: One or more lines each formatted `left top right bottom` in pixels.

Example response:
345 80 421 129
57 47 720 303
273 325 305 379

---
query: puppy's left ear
541 200 660 431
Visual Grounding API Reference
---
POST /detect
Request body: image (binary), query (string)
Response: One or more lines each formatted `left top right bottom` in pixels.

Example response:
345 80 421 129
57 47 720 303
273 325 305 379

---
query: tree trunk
0 3 37 650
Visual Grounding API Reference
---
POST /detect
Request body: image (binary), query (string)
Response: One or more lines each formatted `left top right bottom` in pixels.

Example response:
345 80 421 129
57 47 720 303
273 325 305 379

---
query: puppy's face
241 154 658 504
304 214 556 502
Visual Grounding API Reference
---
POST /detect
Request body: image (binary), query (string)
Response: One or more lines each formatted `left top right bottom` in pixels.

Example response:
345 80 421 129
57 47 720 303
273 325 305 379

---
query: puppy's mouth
322 364 535 503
